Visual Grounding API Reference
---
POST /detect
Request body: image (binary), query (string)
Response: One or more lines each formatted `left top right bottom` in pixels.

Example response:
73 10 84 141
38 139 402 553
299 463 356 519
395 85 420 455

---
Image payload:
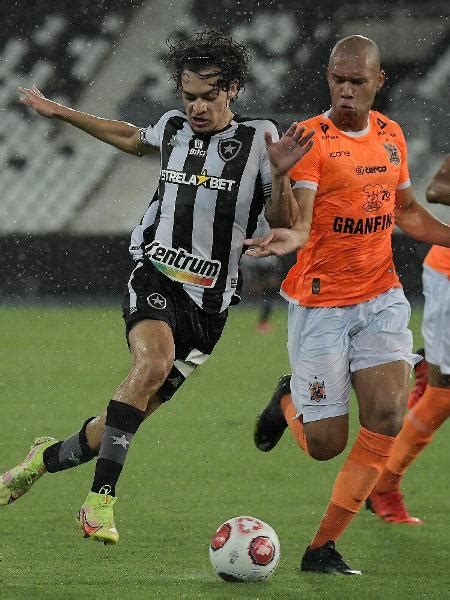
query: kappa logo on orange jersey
383 142 400 165
362 184 391 211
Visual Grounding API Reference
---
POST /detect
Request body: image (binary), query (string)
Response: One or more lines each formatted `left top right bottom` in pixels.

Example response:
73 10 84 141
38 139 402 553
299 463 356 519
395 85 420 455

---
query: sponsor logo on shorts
145 240 220 288
309 377 326 402
147 292 167 310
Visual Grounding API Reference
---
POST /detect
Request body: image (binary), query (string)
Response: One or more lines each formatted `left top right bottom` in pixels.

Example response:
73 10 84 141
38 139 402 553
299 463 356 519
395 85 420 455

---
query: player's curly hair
166 29 251 99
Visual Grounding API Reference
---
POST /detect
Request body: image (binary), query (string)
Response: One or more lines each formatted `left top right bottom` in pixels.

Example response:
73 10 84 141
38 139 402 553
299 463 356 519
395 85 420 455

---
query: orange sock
375 385 450 494
280 394 309 454
310 426 394 549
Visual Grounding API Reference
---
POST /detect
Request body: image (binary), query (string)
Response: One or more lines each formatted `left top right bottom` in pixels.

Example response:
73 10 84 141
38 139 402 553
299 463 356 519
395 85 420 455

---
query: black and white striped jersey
129 110 279 314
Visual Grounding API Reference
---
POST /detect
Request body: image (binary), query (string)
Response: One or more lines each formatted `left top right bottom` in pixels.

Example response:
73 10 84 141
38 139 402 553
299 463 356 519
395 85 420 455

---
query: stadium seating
0 1 139 233
2 0 449 236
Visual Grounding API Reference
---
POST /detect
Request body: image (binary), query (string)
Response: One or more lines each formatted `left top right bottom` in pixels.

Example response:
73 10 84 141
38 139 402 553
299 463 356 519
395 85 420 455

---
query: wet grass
0 305 448 599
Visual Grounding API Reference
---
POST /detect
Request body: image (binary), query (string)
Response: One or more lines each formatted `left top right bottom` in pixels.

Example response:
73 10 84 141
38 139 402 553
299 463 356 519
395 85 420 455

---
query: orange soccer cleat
366 489 423 525
408 350 428 409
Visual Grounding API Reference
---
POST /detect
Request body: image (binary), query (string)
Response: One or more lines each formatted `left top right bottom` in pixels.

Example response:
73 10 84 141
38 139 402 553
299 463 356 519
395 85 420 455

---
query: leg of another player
302 362 407 574
369 364 450 523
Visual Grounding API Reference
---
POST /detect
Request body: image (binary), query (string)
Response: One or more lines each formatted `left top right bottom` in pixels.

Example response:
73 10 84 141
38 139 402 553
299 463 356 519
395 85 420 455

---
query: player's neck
328 109 369 133
216 110 235 132
210 110 234 135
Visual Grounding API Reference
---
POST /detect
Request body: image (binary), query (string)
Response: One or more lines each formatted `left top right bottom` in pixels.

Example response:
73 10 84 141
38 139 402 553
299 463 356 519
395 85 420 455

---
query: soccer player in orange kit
246 36 450 574
367 155 450 524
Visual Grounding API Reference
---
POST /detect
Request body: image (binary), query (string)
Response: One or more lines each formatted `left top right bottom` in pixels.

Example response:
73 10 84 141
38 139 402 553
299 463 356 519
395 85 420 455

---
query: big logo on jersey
333 212 394 234
144 240 221 288
161 168 235 191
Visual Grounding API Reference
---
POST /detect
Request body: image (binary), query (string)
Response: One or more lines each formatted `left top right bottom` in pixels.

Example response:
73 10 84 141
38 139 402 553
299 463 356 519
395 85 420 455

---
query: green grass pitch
0 305 449 599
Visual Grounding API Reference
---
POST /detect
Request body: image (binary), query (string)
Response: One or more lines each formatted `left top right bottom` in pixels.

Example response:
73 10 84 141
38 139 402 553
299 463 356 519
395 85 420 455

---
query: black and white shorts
122 261 228 401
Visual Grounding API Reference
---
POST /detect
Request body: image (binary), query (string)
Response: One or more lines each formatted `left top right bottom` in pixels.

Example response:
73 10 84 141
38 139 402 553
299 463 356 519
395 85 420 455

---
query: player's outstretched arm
395 186 450 247
18 85 153 157
426 155 450 206
245 187 315 258
244 228 303 258
265 122 315 228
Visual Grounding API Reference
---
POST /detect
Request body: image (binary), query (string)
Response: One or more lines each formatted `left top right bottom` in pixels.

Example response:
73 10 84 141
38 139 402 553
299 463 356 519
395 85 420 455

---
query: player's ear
227 80 239 104
376 70 386 92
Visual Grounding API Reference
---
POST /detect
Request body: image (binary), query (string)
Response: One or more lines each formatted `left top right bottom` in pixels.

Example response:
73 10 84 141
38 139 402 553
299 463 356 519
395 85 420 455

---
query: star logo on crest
218 138 242 161
147 292 167 310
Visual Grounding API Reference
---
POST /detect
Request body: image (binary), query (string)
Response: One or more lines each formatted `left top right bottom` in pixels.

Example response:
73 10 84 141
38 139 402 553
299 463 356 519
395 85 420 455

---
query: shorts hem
125 312 174 336
300 404 349 424
351 353 422 372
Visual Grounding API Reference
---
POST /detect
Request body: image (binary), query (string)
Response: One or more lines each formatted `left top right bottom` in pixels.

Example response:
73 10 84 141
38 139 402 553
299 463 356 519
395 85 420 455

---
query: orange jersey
424 245 450 277
281 110 410 307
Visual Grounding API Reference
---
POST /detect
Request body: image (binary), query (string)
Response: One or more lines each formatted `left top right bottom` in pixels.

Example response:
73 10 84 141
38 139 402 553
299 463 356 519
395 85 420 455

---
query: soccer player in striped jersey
0 31 313 544
247 36 450 574
367 155 450 523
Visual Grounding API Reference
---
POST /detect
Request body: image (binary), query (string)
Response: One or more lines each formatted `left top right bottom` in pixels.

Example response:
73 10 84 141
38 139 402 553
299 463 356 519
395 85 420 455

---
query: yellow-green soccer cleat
0 436 57 505
78 487 119 545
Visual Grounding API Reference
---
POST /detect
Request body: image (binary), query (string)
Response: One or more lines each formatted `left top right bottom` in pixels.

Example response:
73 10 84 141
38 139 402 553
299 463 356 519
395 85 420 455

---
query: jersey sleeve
395 124 411 190
139 110 179 148
289 124 322 191
260 120 280 198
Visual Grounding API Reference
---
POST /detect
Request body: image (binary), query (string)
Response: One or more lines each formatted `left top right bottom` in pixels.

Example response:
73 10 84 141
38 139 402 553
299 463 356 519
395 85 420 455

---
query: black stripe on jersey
202 123 261 313
171 135 211 253
246 171 265 240
148 116 186 243
140 189 158 225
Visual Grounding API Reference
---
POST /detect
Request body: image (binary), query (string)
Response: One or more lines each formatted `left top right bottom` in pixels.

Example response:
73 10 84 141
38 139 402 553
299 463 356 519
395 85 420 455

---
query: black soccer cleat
301 540 362 575
254 374 291 452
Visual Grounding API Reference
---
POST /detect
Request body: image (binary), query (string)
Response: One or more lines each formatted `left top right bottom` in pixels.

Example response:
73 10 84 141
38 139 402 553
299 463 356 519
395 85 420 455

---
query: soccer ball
209 516 280 582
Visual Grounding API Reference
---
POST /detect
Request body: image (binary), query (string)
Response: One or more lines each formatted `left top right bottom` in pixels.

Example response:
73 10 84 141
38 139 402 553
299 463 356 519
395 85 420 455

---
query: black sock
43 418 99 473
91 400 145 496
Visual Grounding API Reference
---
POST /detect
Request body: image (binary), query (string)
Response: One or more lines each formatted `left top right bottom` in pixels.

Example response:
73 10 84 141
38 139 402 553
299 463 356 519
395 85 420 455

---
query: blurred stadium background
1 0 448 305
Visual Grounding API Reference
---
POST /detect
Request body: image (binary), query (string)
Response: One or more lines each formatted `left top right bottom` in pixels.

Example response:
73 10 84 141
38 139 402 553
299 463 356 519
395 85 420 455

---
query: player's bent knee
133 355 173 392
306 437 347 461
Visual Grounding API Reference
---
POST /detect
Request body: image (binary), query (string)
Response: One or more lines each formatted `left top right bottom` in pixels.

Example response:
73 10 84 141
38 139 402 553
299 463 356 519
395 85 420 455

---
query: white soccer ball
209 516 280 582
